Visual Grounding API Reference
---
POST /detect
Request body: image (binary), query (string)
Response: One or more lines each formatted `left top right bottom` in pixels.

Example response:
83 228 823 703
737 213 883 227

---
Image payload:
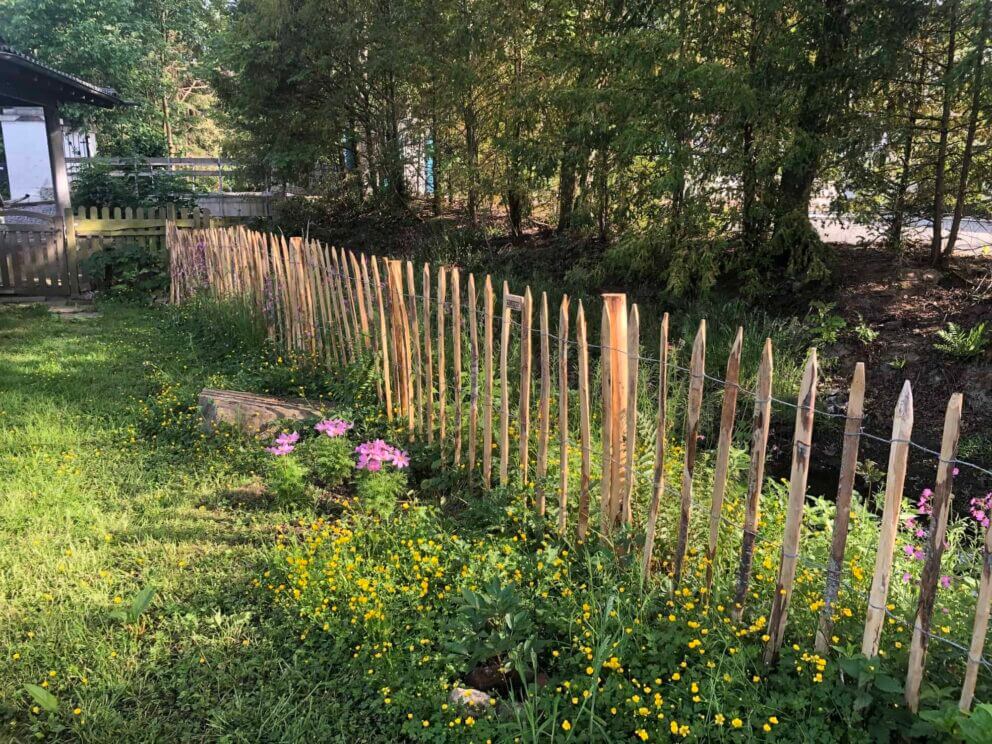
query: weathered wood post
905 393 963 711
764 349 818 665
861 381 914 658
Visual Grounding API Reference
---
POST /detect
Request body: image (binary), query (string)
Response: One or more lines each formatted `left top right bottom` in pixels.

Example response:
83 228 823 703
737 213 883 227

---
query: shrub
263 431 309 508
80 241 168 302
354 470 407 519
71 157 198 210
297 434 353 488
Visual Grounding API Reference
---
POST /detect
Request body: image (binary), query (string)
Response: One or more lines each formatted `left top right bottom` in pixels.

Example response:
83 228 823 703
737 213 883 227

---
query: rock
198 388 322 434
449 687 495 713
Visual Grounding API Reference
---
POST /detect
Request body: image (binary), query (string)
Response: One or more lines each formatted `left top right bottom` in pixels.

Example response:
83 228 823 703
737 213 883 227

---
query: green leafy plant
297 435 353 488
71 157 197 210
807 301 848 345
888 356 907 369
24 684 58 713
265 455 310 510
853 314 879 345
934 322 988 359
80 241 168 302
110 584 156 624
354 469 407 518
445 580 545 674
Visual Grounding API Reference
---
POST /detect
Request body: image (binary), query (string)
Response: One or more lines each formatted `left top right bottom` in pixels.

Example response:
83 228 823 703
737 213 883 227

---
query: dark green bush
80 241 168 302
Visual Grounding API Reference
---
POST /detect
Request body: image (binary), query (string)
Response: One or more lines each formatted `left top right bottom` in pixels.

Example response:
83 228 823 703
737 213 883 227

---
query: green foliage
110 585 156 624
296 435 353 488
80 241 168 302
265 455 309 510
71 158 198 210
1 0 228 156
807 301 848 345
445 580 544 674
23 684 58 713
353 469 407 519
853 314 879 344
934 322 988 359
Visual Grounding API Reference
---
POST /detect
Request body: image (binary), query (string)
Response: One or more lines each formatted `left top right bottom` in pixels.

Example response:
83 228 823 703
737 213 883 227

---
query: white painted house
1 106 97 203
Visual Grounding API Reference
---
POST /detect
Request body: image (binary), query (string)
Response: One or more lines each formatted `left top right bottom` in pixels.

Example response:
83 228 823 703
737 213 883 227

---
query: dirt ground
817 243 992 509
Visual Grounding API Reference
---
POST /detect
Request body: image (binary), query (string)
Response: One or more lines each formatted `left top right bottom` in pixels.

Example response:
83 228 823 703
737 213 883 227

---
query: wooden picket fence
168 224 991 714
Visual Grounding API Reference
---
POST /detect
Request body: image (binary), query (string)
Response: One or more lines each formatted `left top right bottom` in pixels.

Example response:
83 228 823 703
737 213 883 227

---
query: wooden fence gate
0 210 70 296
0 205 229 297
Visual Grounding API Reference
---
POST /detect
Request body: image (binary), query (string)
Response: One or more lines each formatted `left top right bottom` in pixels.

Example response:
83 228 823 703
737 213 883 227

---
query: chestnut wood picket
169 225 990 711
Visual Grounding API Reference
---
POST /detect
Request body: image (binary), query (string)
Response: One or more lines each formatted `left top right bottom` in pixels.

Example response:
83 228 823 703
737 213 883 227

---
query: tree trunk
774 0 851 237
430 118 441 216
464 98 478 224
556 147 578 233
930 0 959 265
595 146 609 242
888 54 927 250
945 0 990 256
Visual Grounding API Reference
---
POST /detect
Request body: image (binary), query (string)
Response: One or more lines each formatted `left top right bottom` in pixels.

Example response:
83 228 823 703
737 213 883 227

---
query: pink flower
266 443 295 456
952 467 960 477
315 418 354 438
275 431 300 446
940 575 951 589
915 529 926 538
354 439 409 471
903 544 916 557
902 573 912 583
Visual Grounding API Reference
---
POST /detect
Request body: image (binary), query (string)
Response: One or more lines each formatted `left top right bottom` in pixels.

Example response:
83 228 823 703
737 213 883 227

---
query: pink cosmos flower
266 443 295 456
275 431 300 446
354 439 409 471
940 575 951 589
315 418 354 438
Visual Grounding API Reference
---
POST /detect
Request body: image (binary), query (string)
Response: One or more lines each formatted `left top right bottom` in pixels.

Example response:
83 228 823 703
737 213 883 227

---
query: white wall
0 107 95 203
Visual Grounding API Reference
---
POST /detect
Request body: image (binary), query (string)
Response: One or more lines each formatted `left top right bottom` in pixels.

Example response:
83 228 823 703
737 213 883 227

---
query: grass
0 304 357 741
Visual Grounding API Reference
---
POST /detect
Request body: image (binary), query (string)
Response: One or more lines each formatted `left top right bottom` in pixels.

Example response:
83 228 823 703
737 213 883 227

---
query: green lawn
0 305 353 741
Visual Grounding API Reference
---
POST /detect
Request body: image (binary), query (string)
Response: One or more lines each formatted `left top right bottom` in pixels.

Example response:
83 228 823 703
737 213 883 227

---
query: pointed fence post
519 287 533 487
705 327 744 595
468 274 480 481
815 363 866 653
906 393 963 711
452 267 463 465
576 302 592 541
423 264 434 443
733 339 773 622
961 522 992 712
623 305 640 527
536 292 551 515
673 320 706 585
437 267 447 448
557 295 570 533
499 282 512 486
482 276 495 488
765 349 819 666
862 381 914 658
641 313 669 582
406 261 424 432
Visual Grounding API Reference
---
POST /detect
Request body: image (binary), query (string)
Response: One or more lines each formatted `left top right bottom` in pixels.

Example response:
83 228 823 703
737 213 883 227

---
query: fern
933 322 988 359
